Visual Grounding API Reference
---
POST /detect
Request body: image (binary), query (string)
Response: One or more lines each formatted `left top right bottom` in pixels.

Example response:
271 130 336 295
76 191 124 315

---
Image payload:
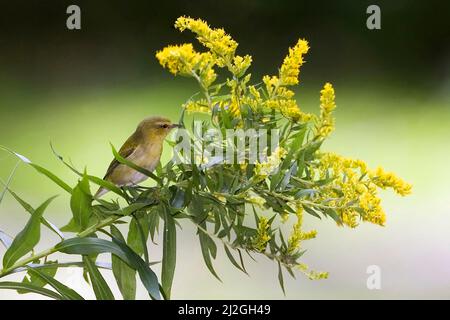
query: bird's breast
131 143 163 170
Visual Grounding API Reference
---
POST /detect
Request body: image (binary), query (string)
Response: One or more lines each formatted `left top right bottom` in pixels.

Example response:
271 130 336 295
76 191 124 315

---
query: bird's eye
161 124 169 129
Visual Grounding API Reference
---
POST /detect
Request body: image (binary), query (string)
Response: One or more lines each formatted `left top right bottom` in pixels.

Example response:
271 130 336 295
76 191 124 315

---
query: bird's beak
170 123 181 129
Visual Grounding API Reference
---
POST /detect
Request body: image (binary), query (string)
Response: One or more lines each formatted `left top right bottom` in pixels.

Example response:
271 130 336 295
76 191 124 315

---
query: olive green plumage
95 116 179 197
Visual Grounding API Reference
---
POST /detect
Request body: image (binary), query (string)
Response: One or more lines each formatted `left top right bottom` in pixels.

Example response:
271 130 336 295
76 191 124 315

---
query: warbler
95 116 180 197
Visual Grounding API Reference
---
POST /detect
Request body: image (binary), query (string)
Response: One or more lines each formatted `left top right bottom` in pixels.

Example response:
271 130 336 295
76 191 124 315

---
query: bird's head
137 116 180 142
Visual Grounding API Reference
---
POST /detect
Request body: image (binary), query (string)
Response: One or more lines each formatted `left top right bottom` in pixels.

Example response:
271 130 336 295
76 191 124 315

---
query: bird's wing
103 133 139 180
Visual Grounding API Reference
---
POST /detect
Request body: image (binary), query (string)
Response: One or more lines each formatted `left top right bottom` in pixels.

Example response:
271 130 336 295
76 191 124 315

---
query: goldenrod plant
0 17 411 299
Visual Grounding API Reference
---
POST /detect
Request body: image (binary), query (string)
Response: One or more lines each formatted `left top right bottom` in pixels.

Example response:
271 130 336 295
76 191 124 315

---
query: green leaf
223 245 247 274
0 183 64 239
277 261 286 295
161 206 176 299
0 281 63 300
50 144 125 198
111 226 136 300
18 261 58 294
60 218 80 233
148 208 161 243
128 213 150 262
26 267 84 300
55 237 160 300
198 225 221 281
302 205 322 219
3 196 57 268
30 163 73 194
83 256 114 300
0 145 73 195
70 174 93 230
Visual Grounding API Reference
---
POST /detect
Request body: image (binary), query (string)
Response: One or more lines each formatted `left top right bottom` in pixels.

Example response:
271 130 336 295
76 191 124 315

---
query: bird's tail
94 187 109 198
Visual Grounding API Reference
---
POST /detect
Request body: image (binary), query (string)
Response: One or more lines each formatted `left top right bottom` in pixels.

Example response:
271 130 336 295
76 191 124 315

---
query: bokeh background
1 0 450 299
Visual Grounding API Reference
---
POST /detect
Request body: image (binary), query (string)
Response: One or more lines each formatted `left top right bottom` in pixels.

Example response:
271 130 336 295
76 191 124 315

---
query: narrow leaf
198 227 221 281
0 281 63 300
83 256 114 300
224 245 247 274
111 225 136 300
277 261 286 295
0 182 64 239
3 196 57 268
27 267 84 300
161 206 176 299
70 174 92 230
55 237 160 299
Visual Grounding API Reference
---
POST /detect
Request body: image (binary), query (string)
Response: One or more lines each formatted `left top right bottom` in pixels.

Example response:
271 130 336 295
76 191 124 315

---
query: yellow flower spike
253 217 271 252
183 100 211 114
369 166 412 196
287 206 317 254
230 55 252 77
298 263 329 280
317 82 337 138
279 39 310 86
175 16 238 68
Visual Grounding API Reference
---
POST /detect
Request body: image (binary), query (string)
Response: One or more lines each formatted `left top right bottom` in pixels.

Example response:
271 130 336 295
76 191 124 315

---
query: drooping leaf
18 260 58 294
82 256 114 300
277 261 286 295
127 213 150 259
223 244 247 274
198 225 221 281
3 196 57 268
0 281 63 300
161 206 176 299
148 207 160 242
110 225 136 300
55 237 160 299
26 267 84 300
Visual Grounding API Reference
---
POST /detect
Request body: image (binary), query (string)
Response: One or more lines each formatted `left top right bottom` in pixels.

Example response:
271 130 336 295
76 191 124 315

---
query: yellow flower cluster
279 39 310 86
317 83 336 138
262 76 312 122
287 206 317 254
241 85 263 111
298 263 329 280
245 191 266 208
230 55 252 77
253 217 271 252
183 100 211 114
317 152 411 227
155 44 217 88
370 166 412 196
254 147 287 178
175 16 239 69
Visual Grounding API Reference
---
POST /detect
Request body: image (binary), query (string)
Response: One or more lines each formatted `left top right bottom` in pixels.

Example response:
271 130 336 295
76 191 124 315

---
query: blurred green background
1 0 450 299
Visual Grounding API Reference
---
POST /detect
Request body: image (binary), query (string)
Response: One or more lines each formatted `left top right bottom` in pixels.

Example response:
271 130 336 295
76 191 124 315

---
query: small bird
95 116 180 197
